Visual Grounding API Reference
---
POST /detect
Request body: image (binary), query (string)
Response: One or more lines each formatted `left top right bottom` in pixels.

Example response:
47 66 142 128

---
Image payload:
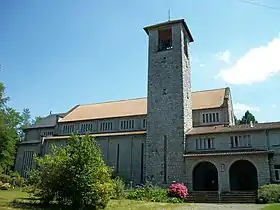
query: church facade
15 19 280 192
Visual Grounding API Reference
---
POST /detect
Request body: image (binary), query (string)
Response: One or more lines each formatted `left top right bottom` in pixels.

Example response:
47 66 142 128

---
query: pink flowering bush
168 183 188 199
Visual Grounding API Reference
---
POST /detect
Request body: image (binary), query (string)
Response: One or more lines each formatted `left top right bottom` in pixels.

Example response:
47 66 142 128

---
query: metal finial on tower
168 9 171 21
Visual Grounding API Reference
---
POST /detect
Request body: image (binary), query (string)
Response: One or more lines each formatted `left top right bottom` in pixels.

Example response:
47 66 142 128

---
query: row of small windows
81 123 93 133
202 113 220 123
230 135 251 148
100 121 113 131
120 120 134 130
62 125 74 134
43 131 53 136
196 137 215 150
195 135 253 150
61 118 147 134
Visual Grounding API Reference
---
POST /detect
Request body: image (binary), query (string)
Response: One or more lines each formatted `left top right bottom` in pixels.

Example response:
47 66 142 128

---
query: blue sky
1 0 280 122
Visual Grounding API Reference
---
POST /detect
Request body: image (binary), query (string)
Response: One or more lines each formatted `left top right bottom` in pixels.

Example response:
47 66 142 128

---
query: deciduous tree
28 134 114 209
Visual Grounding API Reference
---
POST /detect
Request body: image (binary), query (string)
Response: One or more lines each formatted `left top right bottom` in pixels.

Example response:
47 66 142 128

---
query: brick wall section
145 22 192 186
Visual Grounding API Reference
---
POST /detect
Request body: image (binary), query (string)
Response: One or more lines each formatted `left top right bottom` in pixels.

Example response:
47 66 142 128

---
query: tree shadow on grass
10 198 78 210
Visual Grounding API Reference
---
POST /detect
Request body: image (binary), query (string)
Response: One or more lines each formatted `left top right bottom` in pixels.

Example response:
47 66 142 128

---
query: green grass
262 204 280 210
0 190 188 210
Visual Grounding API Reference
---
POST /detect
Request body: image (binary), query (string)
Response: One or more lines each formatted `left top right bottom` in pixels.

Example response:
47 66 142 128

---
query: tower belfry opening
158 28 172 51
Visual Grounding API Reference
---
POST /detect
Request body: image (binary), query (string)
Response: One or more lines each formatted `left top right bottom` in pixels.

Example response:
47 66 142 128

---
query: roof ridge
192 87 226 93
79 97 147 107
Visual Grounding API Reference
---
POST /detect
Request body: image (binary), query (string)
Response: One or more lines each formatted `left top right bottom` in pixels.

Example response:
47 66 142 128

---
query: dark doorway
193 161 218 191
229 160 258 191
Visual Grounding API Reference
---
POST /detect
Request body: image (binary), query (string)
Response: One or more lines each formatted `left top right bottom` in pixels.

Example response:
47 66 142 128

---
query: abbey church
15 19 280 193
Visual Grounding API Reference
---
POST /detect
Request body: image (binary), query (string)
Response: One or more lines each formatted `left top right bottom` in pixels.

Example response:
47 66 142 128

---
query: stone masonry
145 21 193 186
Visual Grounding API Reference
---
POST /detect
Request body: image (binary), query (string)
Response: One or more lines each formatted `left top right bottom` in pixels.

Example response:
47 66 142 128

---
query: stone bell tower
144 19 194 185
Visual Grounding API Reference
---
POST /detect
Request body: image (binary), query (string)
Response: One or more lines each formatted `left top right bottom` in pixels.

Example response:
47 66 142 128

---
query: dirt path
177 203 266 210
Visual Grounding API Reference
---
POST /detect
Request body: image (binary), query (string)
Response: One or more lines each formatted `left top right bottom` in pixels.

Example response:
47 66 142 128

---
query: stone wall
15 143 41 177
40 134 146 185
184 154 270 192
145 22 192 186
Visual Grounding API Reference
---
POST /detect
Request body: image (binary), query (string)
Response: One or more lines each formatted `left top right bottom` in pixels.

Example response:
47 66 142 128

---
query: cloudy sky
1 0 280 122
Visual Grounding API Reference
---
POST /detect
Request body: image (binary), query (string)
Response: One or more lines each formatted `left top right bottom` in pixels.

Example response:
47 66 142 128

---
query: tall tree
21 108 31 129
0 82 22 174
32 116 43 125
239 111 258 125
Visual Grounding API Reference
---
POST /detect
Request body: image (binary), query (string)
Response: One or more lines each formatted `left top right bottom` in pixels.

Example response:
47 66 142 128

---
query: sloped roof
25 113 66 129
187 121 280 135
43 131 146 140
59 88 227 123
143 19 194 42
183 149 271 157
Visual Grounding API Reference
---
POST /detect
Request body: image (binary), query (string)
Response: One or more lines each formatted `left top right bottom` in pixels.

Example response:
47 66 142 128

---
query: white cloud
215 50 231 64
271 104 277 108
233 103 260 113
199 64 205 68
216 35 280 85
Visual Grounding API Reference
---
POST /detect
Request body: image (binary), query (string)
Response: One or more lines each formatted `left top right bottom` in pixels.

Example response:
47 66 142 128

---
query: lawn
0 190 188 210
262 204 280 210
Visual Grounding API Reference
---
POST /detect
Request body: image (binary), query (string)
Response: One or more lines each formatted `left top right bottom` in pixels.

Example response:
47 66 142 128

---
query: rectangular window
142 119 146 129
119 119 135 130
21 151 34 178
184 36 189 59
62 125 74 134
230 135 252 148
80 123 93 133
196 137 215 150
271 134 280 146
158 28 172 51
216 113 219 122
99 121 113 132
43 131 53 136
274 165 280 181
202 114 205 123
201 112 220 124
140 143 144 183
164 135 167 183
116 144 120 174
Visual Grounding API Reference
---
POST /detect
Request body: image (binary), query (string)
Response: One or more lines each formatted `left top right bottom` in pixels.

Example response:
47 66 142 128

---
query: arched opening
193 161 218 191
229 160 258 191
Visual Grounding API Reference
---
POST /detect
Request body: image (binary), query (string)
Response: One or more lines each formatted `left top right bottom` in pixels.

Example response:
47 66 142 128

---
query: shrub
126 186 167 202
27 135 115 209
258 184 280 203
168 183 188 199
0 172 25 188
0 174 11 184
126 183 184 203
112 177 126 199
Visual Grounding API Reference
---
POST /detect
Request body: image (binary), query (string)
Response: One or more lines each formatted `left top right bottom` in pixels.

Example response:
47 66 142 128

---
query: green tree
32 116 43 124
28 134 115 209
0 82 22 174
21 108 31 129
234 115 240 125
239 110 258 124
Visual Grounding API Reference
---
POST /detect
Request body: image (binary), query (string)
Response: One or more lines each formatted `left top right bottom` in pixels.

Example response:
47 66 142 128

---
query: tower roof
143 19 194 42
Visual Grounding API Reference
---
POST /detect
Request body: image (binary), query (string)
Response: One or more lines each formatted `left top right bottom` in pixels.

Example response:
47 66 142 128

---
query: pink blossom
168 183 188 199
